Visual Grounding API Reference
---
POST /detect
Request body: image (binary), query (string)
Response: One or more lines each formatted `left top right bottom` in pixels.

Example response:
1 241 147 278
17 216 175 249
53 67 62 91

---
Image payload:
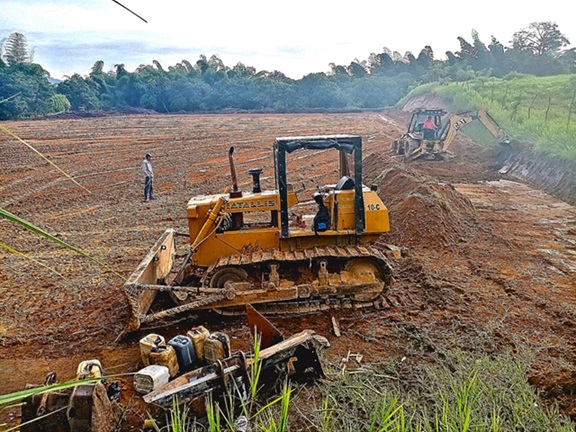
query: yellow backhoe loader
124 135 397 332
392 108 510 161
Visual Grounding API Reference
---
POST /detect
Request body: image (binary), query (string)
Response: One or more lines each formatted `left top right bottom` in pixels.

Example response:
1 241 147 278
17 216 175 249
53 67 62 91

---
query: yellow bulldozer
392 108 510 161
124 135 397 332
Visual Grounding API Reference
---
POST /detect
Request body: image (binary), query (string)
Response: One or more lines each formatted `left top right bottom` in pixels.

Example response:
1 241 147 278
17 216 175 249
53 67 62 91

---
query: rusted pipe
228 146 239 193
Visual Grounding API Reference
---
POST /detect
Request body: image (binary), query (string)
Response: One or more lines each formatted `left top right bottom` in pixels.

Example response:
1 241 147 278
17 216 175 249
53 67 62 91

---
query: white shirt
142 158 153 178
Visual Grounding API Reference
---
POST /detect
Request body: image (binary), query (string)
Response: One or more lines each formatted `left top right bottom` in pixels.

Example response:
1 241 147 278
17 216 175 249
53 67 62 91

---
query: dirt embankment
497 145 576 206
364 158 479 249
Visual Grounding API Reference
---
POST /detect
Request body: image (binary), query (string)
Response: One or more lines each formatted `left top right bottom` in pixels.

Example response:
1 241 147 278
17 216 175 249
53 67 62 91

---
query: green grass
401 75 576 161
301 351 574 432
3 348 572 431
0 376 125 432
150 330 575 432
0 376 111 407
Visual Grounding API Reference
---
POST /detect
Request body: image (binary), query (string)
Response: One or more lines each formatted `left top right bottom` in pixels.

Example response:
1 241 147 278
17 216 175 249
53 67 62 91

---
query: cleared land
0 112 574 428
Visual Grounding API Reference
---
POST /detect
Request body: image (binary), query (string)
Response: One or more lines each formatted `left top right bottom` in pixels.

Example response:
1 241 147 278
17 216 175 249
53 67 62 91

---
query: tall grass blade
0 376 115 406
0 242 63 277
320 398 334 431
277 382 291 432
250 330 263 400
205 394 221 432
168 396 190 432
0 93 21 104
0 124 90 193
0 207 123 278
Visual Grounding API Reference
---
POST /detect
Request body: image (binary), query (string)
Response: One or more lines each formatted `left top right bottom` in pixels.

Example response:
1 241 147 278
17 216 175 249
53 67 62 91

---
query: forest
0 22 574 120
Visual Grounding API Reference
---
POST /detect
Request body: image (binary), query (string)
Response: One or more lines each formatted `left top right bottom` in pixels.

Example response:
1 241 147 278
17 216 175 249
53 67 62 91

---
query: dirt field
1 112 575 429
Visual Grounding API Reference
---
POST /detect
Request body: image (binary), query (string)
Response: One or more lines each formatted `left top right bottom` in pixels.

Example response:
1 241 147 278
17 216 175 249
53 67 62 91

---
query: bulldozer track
213 293 386 316
205 244 392 278
199 244 394 314
124 243 395 325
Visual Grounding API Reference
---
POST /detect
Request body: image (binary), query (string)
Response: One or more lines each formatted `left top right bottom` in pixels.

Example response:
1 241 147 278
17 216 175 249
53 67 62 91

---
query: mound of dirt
365 154 478 249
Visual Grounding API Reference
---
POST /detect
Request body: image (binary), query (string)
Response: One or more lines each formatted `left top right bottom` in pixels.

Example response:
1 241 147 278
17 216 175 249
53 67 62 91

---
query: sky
1 0 575 80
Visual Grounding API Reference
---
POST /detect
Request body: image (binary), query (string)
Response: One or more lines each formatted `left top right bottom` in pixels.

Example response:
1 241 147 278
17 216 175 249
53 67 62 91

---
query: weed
302 351 574 432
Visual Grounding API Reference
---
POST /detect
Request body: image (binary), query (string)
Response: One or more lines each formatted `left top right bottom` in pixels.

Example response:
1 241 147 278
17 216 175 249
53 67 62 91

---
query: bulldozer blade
246 304 284 349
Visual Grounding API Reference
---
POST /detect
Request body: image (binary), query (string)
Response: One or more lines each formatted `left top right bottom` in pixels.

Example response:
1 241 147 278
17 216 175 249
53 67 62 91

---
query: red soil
0 112 574 429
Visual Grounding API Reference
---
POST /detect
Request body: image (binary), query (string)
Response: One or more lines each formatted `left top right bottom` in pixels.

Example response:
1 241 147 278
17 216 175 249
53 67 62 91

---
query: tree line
0 22 574 120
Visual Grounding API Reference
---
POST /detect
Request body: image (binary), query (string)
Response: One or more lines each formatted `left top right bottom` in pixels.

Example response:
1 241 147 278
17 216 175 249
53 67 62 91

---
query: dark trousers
144 176 154 200
423 128 436 140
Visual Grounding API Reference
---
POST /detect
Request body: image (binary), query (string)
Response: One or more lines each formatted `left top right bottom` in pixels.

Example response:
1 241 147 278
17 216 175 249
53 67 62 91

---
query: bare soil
1 112 575 429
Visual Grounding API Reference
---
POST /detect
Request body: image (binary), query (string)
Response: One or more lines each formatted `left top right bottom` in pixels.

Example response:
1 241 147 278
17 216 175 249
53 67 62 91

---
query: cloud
2 0 575 80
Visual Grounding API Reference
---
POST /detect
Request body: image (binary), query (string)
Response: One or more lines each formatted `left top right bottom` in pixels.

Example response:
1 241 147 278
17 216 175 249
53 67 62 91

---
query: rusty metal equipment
124 135 398 332
20 374 121 432
143 329 328 409
246 304 284 349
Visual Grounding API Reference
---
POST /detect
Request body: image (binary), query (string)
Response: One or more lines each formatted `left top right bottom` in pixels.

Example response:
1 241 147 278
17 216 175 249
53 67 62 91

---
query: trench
496 144 576 206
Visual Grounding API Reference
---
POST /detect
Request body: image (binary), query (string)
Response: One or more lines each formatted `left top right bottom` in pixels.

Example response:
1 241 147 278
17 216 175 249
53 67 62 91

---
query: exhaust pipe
228 146 243 229
228 146 241 197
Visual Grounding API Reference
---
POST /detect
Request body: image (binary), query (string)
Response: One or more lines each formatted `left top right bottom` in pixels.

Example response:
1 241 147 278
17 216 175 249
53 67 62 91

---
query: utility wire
110 0 148 23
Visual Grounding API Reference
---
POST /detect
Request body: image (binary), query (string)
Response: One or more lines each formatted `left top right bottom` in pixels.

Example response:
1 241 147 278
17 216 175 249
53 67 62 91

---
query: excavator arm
439 113 475 153
439 109 510 153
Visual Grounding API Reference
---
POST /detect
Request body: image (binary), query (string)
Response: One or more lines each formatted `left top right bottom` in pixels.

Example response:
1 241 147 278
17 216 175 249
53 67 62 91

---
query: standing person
142 153 154 202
